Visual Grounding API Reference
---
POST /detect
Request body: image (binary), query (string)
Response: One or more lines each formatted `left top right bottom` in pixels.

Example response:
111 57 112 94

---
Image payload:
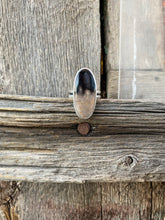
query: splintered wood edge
0 94 164 182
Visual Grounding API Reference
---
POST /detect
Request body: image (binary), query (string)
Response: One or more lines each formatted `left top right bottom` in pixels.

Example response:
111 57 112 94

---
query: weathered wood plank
152 182 165 220
107 70 165 100
104 0 120 71
106 0 165 100
14 182 102 220
105 1 165 217
0 95 165 134
102 182 152 220
0 97 164 182
0 0 100 97
0 124 165 182
104 0 165 218
2 181 165 220
105 0 164 70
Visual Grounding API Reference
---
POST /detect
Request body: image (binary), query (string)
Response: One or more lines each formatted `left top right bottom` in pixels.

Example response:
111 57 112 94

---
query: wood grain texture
0 95 165 134
102 182 152 220
15 182 102 220
0 96 165 182
0 0 164 219
106 0 165 99
0 181 20 220
0 128 165 182
105 0 164 70
14 182 164 220
108 70 165 100
104 1 165 218
1 182 164 220
0 96 164 182
0 0 102 219
0 0 100 97
0 0 104 218
152 182 165 220
104 0 120 71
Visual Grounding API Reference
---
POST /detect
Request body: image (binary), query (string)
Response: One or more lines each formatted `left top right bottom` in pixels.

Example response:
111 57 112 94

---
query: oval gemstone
73 68 97 119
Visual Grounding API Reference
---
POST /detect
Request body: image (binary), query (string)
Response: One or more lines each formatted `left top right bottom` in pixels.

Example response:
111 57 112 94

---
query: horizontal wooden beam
0 94 165 134
0 94 165 182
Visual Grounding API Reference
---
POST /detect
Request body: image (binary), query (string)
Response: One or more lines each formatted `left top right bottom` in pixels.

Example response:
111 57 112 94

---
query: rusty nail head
77 122 91 135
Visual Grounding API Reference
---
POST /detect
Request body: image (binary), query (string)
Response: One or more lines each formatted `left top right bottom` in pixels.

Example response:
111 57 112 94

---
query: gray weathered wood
13 182 162 220
108 70 165 100
1 0 164 219
0 0 100 97
102 182 152 220
104 0 120 71
1 181 165 220
0 95 165 134
0 129 165 182
14 182 102 220
105 1 165 217
106 0 165 99
105 0 164 70
152 182 165 220
0 96 164 182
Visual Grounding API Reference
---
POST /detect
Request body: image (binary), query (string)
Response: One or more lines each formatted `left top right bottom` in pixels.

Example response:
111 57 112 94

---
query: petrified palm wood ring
71 68 100 119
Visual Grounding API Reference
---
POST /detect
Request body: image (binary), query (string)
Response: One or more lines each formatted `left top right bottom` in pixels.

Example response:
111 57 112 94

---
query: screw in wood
77 122 91 136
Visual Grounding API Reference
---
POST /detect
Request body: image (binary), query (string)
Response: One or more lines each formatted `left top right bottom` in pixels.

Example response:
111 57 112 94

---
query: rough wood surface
106 0 165 99
105 1 165 218
0 181 164 220
15 182 102 220
0 0 164 219
13 182 160 220
1 128 165 182
104 0 120 71
108 70 165 100
102 182 152 220
152 182 165 220
0 96 164 182
0 0 100 97
0 0 102 218
105 0 164 70
0 95 165 134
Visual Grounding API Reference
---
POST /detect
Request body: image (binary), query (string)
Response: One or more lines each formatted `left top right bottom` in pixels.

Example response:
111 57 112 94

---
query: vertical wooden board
108 70 165 100
14 182 102 220
106 0 165 99
104 0 120 72
105 0 164 70
105 1 165 219
119 70 165 100
119 0 164 70
0 0 100 97
107 71 119 99
152 182 165 220
101 183 151 220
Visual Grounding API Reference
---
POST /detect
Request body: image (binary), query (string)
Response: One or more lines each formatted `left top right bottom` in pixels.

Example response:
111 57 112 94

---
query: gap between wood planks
100 0 107 98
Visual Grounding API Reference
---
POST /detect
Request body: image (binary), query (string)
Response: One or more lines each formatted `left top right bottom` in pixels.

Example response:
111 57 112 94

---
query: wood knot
77 122 91 136
125 156 134 166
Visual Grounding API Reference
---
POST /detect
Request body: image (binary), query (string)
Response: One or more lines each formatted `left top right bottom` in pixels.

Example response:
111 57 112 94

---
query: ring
72 68 98 119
